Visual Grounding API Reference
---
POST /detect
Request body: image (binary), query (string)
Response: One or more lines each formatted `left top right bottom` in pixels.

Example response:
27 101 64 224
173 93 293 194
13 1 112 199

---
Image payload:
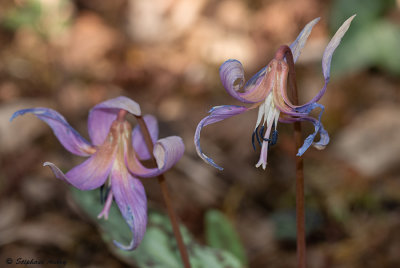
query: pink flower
195 16 355 170
11 96 185 250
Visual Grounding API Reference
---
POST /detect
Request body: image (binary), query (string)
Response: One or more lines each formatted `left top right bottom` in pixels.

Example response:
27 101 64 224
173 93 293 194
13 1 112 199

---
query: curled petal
132 115 159 160
10 108 94 156
88 96 141 146
111 164 147 250
279 110 329 156
289 17 320 63
220 60 247 102
220 60 275 103
126 136 185 177
296 116 329 156
194 105 249 170
43 127 118 190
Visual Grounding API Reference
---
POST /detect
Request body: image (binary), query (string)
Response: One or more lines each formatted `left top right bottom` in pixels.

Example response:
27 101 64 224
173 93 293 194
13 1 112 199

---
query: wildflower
10 96 185 250
195 16 355 170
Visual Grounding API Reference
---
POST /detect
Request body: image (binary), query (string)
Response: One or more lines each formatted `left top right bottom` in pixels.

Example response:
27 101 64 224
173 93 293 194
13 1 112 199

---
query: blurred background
1 0 400 267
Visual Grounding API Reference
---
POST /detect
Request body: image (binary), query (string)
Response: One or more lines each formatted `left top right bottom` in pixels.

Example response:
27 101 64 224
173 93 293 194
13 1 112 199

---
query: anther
251 130 256 151
270 129 279 146
255 126 262 146
100 185 112 204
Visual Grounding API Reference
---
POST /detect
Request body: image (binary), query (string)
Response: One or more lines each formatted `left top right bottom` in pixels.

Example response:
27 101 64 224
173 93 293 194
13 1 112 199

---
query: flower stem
135 115 191 268
276 45 306 268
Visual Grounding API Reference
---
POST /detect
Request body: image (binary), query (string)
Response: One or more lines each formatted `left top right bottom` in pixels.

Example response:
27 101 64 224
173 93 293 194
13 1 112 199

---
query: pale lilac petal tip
88 96 141 146
322 15 356 80
153 136 185 171
127 135 185 177
11 108 94 156
292 16 355 110
194 105 248 170
111 167 147 250
132 115 159 160
289 17 320 63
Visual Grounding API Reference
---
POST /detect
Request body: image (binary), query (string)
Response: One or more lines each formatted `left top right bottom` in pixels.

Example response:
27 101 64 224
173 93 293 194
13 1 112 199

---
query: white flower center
254 93 280 134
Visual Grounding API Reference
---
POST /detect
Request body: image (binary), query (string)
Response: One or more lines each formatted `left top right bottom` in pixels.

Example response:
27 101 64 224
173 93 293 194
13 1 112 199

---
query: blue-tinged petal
289 17 320 63
220 60 275 103
297 116 329 156
132 115 159 160
43 124 119 190
10 108 95 156
88 96 141 146
111 163 147 250
194 105 249 170
279 114 329 156
126 136 185 177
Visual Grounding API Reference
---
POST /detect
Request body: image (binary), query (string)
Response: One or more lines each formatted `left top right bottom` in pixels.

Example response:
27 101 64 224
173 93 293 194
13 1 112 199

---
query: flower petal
10 108 95 156
294 15 356 110
132 115 159 160
111 164 147 250
88 96 141 146
279 111 329 156
296 116 329 156
43 126 118 190
126 136 185 177
322 15 356 83
194 105 249 170
289 17 320 63
220 60 276 103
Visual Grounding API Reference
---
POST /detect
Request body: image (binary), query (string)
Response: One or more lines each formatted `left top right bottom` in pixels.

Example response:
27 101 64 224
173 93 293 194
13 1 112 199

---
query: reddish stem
135 115 191 268
276 45 306 268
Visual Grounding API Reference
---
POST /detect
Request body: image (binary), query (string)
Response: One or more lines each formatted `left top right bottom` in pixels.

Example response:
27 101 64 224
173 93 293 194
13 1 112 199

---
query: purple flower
10 96 185 250
195 16 355 170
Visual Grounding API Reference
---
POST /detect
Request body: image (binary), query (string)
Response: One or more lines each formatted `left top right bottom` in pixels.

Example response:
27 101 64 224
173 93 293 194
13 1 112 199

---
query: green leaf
270 209 322 241
205 210 247 265
70 188 243 268
329 0 395 30
328 0 400 76
331 20 400 76
1 0 42 31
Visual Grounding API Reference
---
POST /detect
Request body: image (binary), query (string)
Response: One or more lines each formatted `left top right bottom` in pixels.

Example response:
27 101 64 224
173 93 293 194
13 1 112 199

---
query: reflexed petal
126 136 185 177
88 96 141 146
10 108 95 156
132 115 159 160
289 17 320 62
194 105 249 170
322 15 356 81
43 128 118 190
294 15 356 109
220 60 275 103
111 164 147 250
